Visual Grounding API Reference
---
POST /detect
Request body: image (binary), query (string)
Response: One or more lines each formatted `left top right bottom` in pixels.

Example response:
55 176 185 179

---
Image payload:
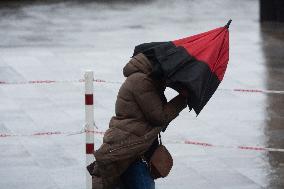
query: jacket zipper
109 140 144 153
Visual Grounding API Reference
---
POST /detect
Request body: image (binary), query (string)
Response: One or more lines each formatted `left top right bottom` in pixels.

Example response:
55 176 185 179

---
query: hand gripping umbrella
133 20 232 115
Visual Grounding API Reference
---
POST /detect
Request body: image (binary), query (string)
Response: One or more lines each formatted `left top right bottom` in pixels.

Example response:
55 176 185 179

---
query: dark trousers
120 160 155 189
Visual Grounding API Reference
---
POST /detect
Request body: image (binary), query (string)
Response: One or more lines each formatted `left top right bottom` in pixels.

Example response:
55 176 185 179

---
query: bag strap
158 133 162 145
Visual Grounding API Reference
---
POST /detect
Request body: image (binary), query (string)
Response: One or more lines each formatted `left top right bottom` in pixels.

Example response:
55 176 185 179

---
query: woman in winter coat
88 53 187 189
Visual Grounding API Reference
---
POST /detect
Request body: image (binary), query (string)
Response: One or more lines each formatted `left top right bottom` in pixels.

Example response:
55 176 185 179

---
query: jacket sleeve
132 75 187 127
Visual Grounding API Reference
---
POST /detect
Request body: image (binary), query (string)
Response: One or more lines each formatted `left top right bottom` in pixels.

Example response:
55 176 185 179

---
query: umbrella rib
175 27 223 45
212 31 229 71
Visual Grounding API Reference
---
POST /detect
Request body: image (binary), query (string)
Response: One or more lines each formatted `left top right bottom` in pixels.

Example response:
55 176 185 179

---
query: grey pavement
0 0 283 188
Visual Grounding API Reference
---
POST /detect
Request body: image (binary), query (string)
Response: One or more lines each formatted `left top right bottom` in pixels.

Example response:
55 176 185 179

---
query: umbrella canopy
133 20 231 115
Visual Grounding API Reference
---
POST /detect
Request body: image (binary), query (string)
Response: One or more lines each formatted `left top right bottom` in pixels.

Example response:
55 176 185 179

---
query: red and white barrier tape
182 140 284 152
0 79 283 94
1 129 284 153
0 129 85 138
218 88 284 94
0 79 121 85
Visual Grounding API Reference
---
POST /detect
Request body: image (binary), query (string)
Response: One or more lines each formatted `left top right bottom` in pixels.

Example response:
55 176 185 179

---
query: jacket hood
123 53 153 77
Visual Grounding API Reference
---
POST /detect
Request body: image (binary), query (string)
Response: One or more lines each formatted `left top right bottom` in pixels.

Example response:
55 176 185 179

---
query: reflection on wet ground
261 22 284 189
0 0 283 188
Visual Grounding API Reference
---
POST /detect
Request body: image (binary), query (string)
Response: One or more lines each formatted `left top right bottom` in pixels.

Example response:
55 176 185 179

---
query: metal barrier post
85 71 95 189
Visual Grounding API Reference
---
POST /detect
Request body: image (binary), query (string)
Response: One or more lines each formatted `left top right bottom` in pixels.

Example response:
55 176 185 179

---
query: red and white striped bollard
85 71 95 189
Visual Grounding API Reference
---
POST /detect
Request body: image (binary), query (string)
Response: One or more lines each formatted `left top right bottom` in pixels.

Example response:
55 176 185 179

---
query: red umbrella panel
133 20 231 115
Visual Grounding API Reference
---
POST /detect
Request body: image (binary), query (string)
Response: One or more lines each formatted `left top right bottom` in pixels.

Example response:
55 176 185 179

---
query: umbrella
133 20 231 115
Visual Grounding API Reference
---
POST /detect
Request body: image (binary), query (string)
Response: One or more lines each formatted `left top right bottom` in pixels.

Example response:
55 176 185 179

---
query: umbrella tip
225 19 232 28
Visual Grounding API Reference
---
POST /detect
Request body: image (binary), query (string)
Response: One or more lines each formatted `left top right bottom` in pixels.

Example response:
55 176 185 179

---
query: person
89 53 187 189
